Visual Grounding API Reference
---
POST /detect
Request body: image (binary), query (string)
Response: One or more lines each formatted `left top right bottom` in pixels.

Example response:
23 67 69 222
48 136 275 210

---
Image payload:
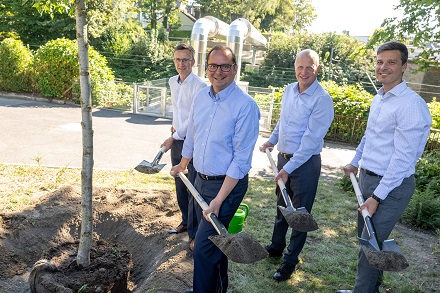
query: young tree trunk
75 0 93 268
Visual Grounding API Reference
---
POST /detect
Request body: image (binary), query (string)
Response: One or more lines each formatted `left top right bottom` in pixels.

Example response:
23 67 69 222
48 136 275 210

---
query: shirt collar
178 72 195 85
378 80 407 98
208 81 237 101
294 79 319 96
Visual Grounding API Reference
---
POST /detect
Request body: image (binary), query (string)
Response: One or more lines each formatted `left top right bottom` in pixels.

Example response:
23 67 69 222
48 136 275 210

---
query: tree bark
75 0 93 268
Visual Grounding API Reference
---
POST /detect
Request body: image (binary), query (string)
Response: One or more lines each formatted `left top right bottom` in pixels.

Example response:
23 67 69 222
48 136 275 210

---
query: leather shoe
273 262 295 282
189 238 195 251
168 224 187 234
185 288 193 293
265 245 283 257
335 291 352 293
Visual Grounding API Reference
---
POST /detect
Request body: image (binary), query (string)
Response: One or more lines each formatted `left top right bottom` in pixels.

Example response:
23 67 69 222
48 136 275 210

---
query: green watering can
228 203 249 234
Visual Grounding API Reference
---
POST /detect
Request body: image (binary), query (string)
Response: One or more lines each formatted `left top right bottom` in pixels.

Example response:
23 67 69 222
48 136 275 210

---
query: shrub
33 38 115 104
428 97 440 129
0 38 34 92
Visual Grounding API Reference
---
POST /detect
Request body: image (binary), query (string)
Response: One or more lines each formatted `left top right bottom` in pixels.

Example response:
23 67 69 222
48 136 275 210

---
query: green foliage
368 0 439 72
0 38 34 92
0 0 76 47
106 31 176 82
33 38 115 104
428 98 440 129
241 32 376 92
414 150 440 192
402 177 440 230
33 38 79 98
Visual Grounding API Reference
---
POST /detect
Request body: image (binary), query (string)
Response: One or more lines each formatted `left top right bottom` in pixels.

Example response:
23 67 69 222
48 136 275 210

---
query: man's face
174 49 195 80
206 49 237 94
294 54 320 92
375 49 407 92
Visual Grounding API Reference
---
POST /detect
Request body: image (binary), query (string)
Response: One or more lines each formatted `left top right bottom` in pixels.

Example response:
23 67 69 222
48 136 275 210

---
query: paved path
0 94 356 178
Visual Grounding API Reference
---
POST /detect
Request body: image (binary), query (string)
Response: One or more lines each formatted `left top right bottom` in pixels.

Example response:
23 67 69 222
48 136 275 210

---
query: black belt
362 168 381 177
279 152 293 160
198 172 226 181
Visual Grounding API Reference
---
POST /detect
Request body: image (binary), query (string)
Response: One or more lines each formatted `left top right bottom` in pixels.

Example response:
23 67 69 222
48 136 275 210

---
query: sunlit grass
0 164 437 292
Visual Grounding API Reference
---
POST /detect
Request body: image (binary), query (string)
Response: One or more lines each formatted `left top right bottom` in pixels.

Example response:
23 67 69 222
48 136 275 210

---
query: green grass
0 164 438 292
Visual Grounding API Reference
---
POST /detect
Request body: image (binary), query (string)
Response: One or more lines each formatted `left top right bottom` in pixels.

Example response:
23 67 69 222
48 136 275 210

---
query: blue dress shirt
182 81 260 179
269 80 334 174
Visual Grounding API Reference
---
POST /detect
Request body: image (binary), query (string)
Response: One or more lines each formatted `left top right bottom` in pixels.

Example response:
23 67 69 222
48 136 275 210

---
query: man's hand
161 136 175 152
170 163 185 178
275 168 289 184
259 141 274 153
359 197 379 216
343 164 358 177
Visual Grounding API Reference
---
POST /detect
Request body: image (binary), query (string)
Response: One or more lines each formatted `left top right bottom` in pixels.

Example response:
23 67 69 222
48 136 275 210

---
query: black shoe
335 291 352 293
185 288 193 293
273 262 295 282
265 245 283 257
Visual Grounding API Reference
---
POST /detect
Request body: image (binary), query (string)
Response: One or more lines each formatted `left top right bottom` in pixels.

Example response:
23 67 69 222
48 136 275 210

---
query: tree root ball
29 240 132 293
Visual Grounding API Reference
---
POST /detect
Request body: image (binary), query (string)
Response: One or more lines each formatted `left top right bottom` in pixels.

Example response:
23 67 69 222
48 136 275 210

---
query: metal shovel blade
278 206 318 232
134 160 166 174
209 233 269 264
178 172 268 264
135 146 167 174
361 239 409 272
349 173 409 272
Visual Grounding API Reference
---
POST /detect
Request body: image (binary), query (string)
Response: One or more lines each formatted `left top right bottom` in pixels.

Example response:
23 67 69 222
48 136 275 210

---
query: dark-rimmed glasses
206 63 236 72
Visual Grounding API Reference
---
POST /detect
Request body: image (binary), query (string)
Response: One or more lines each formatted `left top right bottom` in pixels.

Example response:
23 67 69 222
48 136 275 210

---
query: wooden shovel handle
178 172 228 235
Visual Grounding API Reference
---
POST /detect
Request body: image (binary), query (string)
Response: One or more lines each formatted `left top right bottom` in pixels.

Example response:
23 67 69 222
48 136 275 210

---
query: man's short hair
175 43 195 60
377 41 409 64
206 45 237 64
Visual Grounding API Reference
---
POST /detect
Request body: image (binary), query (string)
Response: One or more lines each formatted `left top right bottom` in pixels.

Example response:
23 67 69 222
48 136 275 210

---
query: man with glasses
161 43 206 252
260 49 334 282
171 45 260 293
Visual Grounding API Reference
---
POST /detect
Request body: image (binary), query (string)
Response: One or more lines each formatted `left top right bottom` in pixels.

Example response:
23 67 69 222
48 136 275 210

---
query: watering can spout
228 203 249 234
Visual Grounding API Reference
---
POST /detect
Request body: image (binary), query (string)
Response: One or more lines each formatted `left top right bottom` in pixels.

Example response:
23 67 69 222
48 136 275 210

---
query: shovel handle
349 172 370 218
349 172 379 243
178 172 228 235
152 146 167 165
265 148 295 210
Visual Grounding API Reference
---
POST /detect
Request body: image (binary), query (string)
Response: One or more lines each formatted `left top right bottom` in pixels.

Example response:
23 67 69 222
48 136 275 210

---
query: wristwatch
371 194 382 204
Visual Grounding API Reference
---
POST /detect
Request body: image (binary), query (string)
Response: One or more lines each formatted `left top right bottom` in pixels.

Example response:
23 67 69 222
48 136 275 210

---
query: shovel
134 146 167 174
349 172 409 271
265 149 318 232
177 172 268 264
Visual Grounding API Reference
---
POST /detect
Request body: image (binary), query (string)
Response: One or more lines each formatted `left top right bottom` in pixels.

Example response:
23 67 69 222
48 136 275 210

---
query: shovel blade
278 206 318 232
209 232 268 264
360 238 409 272
134 161 166 174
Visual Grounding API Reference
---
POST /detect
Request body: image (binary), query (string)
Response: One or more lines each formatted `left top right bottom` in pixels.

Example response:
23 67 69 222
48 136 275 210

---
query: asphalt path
0 94 355 178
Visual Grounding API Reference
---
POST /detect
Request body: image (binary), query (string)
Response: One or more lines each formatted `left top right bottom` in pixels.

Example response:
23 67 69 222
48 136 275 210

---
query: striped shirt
351 80 432 200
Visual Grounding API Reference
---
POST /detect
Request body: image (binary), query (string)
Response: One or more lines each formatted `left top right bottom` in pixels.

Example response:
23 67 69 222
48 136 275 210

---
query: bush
402 177 440 230
33 38 115 104
0 38 33 92
428 97 440 129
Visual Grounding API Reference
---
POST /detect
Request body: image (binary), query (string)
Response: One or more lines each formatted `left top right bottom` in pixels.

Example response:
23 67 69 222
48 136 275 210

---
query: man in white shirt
338 41 432 293
161 43 207 251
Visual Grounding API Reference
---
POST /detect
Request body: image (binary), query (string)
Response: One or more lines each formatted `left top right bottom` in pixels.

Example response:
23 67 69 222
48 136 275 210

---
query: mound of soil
0 185 193 292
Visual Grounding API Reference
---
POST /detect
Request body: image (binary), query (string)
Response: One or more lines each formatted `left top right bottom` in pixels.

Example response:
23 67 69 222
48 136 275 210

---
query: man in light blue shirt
339 41 432 293
260 49 334 282
161 43 206 251
171 45 260 293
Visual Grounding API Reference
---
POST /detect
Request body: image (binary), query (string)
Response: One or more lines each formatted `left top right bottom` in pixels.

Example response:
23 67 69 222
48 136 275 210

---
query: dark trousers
267 154 321 265
192 174 249 293
171 139 198 239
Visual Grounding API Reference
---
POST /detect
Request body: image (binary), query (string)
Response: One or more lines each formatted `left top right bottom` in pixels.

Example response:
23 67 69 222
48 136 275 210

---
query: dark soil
0 185 194 293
